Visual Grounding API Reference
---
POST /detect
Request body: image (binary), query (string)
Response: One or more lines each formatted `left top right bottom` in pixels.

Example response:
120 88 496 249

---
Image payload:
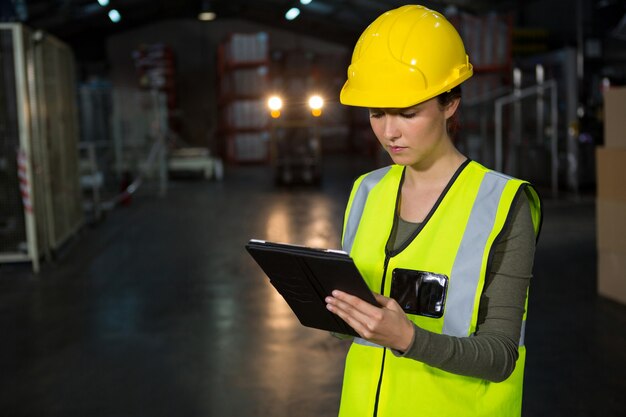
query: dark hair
436 85 462 137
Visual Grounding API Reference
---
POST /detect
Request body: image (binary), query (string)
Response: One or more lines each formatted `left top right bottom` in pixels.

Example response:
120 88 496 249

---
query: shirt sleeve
392 192 537 382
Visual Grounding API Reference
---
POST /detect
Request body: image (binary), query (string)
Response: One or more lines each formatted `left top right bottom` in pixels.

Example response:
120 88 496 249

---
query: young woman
325 5 542 416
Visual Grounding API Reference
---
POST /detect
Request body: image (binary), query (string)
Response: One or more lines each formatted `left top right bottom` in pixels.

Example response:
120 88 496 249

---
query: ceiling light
198 0 217 21
300 0 313 4
198 12 216 21
108 9 121 23
285 7 300 20
97 0 109 6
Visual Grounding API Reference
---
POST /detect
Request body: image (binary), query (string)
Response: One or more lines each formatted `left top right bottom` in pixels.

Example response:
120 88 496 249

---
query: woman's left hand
326 290 414 352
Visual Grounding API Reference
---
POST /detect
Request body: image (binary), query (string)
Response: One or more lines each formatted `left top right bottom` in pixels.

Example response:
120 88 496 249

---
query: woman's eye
369 113 384 119
400 112 417 119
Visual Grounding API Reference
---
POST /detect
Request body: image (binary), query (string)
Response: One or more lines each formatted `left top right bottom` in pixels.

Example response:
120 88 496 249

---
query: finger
373 293 391 305
326 301 366 334
328 291 382 326
330 302 383 340
332 290 380 314
327 293 386 337
373 293 405 313
326 294 374 327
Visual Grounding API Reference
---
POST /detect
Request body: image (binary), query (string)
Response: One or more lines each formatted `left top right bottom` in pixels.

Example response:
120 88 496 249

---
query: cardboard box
597 200 626 252
596 147 626 202
598 250 626 305
604 87 626 149
596 147 626 304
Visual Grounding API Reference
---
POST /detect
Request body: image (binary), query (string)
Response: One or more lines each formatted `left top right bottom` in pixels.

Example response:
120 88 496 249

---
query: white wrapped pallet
227 32 268 63
257 32 268 62
232 66 268 95
232 132 269 161
455 11 510 69
227 99 268 129
458 13 479 67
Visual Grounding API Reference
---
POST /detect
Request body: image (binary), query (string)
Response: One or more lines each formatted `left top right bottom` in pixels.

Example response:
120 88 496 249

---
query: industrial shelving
217 32 270 164
448 11 515 166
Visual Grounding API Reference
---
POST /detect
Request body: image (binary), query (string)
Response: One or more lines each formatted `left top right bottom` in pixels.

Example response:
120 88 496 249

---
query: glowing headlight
268 95 283 111
308 95 324 110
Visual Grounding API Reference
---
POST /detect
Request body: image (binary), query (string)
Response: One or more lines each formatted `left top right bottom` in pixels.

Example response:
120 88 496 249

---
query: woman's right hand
326 290 415 352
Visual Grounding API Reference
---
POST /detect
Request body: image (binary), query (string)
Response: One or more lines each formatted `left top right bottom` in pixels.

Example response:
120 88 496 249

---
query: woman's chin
388 154 414 166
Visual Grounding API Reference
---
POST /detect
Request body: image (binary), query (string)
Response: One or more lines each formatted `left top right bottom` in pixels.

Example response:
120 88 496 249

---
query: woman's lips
389 146 406 154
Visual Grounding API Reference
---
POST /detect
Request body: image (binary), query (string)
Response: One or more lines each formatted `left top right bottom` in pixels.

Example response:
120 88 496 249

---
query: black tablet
245 239 378 336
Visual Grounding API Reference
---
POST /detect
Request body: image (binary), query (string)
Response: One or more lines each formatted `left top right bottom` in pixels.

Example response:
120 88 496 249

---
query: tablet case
245 239 378 337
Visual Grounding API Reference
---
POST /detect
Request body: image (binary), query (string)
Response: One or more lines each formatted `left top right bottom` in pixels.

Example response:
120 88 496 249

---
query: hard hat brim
339 65 473 108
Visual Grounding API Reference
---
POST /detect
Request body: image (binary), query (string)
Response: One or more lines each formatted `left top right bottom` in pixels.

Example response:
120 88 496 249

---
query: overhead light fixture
108 9 121 23
97 0 109 6
198 0 216 21
198 11 216 21
300 0 313 4
285 7 300 20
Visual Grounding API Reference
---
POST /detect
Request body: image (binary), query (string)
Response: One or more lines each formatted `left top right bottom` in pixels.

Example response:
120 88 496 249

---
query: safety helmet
340 5 473 108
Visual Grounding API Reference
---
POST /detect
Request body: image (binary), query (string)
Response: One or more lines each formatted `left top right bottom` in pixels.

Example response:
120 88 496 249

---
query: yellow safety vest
339 160 542 417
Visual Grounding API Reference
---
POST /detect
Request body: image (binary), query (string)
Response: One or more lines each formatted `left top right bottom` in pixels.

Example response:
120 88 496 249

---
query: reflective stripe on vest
354 337 383 348
342 166 392 254
442 170 509 337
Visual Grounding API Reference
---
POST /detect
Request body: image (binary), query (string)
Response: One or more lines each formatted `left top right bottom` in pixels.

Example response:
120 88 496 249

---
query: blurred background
0 0 625 416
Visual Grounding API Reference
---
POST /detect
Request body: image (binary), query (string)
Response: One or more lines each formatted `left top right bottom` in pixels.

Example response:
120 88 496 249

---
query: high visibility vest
339 160 542 417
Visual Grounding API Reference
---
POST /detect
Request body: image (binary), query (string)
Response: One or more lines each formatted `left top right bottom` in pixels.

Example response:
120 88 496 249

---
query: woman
324 5 542 416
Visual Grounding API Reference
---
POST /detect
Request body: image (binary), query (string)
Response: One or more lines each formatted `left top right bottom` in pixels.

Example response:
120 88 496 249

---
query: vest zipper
372 348 387 417
373 254 391 417
379 254 390 295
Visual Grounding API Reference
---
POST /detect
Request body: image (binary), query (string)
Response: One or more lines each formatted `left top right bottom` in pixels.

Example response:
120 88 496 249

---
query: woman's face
368 97 458 169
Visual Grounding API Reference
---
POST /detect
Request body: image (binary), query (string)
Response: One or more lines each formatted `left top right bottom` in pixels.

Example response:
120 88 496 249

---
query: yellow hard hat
340 5 473 108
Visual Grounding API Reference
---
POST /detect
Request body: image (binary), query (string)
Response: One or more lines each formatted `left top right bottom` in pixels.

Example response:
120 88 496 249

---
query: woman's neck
398 146 467 223
404 145 466 189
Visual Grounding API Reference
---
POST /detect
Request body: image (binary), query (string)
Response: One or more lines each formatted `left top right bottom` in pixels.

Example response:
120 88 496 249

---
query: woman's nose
383 117 401 141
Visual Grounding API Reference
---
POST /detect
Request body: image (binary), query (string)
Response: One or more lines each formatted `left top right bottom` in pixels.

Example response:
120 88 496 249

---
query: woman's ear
444 97 461 120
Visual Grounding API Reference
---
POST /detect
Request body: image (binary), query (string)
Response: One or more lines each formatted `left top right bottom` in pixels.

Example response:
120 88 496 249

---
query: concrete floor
1 155 625 417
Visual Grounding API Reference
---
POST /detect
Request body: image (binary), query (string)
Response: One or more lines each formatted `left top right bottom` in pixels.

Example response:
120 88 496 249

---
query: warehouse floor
1 154 625 417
